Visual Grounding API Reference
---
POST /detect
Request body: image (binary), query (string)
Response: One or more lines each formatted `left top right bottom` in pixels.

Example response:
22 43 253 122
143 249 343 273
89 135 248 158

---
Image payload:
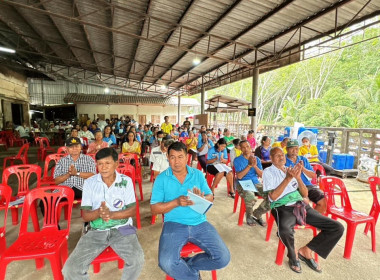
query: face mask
207 134 211 137
193 129 197 133
157 138 163 141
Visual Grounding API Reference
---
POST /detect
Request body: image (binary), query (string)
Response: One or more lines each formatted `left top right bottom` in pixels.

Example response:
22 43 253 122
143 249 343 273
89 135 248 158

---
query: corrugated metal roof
0 0 379 98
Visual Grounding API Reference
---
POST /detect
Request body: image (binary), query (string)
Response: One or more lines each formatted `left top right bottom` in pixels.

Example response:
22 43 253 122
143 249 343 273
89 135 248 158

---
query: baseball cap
66 137 81 147
286 139 300 148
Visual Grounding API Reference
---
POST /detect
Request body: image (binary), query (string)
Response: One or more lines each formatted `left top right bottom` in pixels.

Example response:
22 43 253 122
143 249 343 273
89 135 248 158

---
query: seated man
54 137 96 199
152 138 174 178
286 139 326 214
151 142 230 280
263 147 344 274
234 140 270 226
62 148 144 280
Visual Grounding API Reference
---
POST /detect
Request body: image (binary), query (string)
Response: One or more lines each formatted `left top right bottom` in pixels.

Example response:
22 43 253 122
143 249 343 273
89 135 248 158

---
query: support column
178 94 181 126
201 76 205 114
251 68 259 131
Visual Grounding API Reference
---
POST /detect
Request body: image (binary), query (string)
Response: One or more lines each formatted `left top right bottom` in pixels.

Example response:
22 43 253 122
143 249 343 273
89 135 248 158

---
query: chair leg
238 199 246 226
364 208 376 235
370 221 376 253
11 207 19 225
211 270 217 280
166 275 174 280
118 259 124 269
93 263 101 274
151 215 157 225
138 179 143 201
275 239 286 265
49 255 63 280
233 191 239 213
0 260 10 280
266 215 275 242
35 258 45 270
343 223 357 259
135 200 141 230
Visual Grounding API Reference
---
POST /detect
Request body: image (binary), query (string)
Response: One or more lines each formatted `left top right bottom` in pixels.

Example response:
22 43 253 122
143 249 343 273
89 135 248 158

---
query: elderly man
234 140 270 226
151 142 230 280
263 147 344 274
286 139 326 214
54 137 96 199
62 148 144 280
151 137 174 178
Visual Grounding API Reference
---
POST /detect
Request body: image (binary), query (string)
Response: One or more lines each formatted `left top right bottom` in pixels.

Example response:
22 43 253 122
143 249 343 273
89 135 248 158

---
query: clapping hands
248 155 257 167
285 162 303 180
99 201 111 222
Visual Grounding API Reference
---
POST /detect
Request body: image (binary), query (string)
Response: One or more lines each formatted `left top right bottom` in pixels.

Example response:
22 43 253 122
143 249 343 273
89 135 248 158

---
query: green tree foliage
205 23 380 128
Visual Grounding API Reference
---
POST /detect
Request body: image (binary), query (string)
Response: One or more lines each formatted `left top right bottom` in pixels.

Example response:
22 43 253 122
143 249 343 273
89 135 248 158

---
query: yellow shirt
299 145 319 162
234 148 242 157
122 141 141 154
161 122 173 134
272 142 287 154
186 138 198 151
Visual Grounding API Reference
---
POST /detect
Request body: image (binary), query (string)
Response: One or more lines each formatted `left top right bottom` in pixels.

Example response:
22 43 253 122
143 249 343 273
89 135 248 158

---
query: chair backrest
16 143 29 158
117 163 136 189
19 186 74 234
0 184 12 236
310 163 326 185
42 153 67 179
57 146 69 154
368 176 380 211
40 137 51 149
320 176 352 210
82 137 89 146
2 164 42 196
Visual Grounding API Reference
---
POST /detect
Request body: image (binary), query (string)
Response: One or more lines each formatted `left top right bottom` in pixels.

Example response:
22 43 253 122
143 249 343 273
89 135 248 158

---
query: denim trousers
62 229 144 280
158 221 230 280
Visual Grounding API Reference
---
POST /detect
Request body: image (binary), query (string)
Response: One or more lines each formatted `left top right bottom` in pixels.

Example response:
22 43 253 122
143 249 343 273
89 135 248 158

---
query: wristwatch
76 172 80 176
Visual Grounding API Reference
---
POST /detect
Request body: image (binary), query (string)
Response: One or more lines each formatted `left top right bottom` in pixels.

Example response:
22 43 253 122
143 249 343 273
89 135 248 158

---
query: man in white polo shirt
152 137 174 178
62 148 144 280
263 147 343 274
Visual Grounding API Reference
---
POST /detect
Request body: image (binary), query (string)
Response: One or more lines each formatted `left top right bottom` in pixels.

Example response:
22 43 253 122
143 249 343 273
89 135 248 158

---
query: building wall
76 104 189 125
0 68 30 128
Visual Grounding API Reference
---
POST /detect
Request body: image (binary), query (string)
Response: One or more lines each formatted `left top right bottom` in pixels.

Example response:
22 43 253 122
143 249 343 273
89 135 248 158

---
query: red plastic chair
0 186 74 280
2 164 41 228
8 133 28 147
310 163 326 185
234 191 269 226
206 171 231 195
320 176 376 259
40 153 67 186
119 153 143 201
3 143 29 169
0 184 12 253
117 163 141 229
0 131 8 151
57 146 69 154
265 213 319 265
37 137 56 160
166 243 217 280
91 246 124 273
364 177 380 235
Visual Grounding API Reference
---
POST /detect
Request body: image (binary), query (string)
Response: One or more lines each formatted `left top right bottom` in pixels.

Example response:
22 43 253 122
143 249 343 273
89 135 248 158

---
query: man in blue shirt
234 140 270 226
285 139 326 214
151 142 230 280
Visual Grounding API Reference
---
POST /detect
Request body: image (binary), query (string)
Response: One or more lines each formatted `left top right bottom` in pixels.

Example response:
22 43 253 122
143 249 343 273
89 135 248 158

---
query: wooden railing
217 122 380 168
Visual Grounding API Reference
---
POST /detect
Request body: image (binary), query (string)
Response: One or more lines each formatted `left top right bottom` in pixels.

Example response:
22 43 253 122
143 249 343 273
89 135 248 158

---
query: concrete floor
1 146 380 280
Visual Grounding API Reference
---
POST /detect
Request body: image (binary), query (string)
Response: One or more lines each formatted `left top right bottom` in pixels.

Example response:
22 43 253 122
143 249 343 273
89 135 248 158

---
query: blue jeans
158 221 230 280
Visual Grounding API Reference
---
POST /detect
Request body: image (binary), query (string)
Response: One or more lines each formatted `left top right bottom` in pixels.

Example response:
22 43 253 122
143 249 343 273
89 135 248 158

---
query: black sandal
298 252 322 273
289 259 302 273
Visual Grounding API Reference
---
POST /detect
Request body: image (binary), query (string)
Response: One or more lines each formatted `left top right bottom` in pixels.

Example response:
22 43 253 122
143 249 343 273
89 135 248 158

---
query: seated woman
122 131 141 166
299 136 334 175
102 125 117 148
206 138 235 198
185 131 198 166
87 131 109 154
254 136 272 169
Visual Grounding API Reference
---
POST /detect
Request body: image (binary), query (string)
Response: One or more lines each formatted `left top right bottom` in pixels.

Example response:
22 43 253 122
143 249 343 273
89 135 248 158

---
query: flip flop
298 252 322 273
289 259 302 273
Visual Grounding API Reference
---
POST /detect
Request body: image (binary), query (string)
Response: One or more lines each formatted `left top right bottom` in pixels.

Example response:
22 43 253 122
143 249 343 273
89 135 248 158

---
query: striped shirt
53 153 96 191
81 172 136 230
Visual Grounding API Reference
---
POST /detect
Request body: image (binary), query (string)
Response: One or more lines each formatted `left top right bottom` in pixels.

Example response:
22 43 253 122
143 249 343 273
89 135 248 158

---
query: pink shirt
247 137 257 149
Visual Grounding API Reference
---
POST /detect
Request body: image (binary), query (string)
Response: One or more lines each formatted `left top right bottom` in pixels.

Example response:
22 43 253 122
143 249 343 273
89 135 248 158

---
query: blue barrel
332 154 347 170
317 141 324 152
345 154 355 169
319 151 327 163
298 127 306 135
